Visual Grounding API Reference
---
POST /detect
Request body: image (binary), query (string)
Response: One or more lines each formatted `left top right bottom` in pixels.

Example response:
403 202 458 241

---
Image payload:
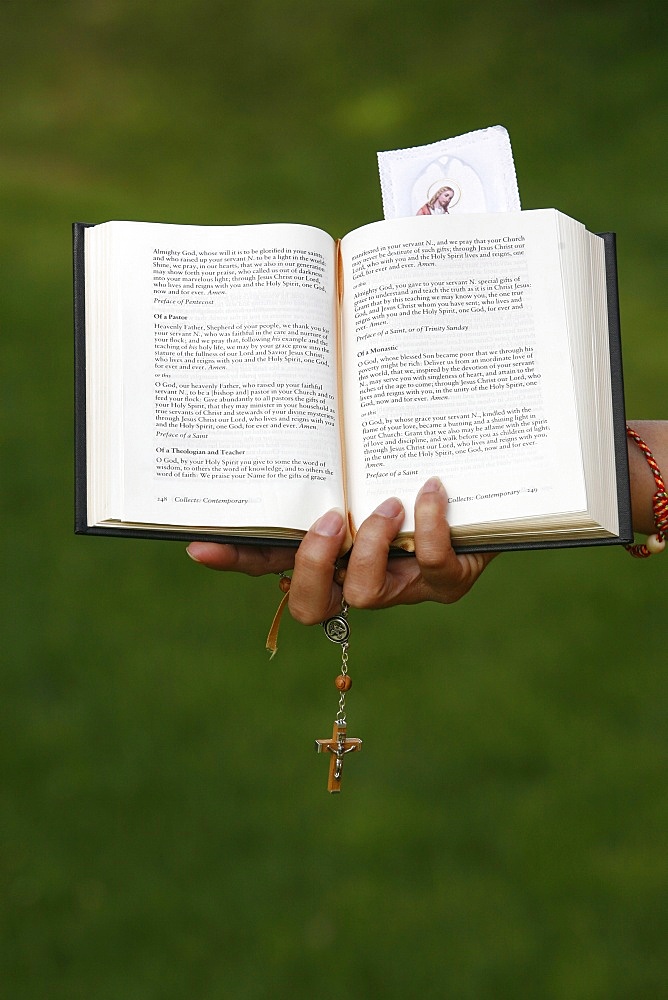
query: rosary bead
646 533 666 554
335 674 352 692
334 566 347 586
278 576 291 593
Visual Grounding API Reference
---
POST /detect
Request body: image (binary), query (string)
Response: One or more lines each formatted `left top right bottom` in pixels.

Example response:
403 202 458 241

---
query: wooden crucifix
315 721 363 793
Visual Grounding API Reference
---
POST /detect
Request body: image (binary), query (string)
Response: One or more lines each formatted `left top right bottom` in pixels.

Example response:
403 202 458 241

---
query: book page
99 222 343 531
340 210 587 534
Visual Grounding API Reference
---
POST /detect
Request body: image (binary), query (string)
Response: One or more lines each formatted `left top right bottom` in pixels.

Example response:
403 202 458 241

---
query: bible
74 209 631 552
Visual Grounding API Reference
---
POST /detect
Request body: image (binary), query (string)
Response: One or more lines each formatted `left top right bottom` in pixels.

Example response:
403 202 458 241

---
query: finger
186 541 295 577
413 477 460 585
414 477 497 600
343 497 405 608
289 509 347 625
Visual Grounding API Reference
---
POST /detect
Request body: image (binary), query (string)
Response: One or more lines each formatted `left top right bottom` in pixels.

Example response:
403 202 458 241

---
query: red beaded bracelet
625 425 667 557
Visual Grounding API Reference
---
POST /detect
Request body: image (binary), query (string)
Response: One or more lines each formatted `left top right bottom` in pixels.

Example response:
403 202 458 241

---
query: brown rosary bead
278 576 291 594
335 674 352 692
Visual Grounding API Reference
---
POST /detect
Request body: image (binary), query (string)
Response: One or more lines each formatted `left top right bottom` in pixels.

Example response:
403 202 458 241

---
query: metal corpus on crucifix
316 601 362 793
315 722 363 794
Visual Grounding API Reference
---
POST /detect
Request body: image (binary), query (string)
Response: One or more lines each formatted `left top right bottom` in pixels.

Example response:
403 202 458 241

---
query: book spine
599 232 632 544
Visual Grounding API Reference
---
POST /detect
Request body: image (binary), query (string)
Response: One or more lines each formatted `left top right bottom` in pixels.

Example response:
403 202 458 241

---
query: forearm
627 420 668 535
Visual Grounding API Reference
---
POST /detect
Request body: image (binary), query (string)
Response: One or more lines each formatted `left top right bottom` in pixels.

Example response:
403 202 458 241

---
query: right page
340 209 614 544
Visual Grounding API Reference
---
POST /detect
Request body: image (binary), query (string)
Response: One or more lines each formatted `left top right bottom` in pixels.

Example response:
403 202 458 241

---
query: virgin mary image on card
416 180 461 215
411 154 486 215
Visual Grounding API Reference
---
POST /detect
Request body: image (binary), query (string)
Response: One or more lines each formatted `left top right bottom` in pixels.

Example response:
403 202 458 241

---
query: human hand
186 477 497 624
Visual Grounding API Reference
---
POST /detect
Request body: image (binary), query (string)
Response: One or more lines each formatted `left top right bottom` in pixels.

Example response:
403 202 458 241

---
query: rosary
316 602 363 793
268 575 362 793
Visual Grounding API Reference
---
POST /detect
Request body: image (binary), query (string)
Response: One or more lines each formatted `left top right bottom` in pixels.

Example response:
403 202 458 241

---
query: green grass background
2 2 667 997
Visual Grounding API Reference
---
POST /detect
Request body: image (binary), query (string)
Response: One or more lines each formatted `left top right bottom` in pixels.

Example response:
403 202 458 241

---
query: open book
74 210 631 552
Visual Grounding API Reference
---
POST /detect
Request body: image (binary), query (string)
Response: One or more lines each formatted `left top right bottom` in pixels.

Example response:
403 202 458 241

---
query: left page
87 221 343 534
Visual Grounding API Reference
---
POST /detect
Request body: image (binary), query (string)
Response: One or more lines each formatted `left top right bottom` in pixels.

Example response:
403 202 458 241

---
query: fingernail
418 476 444 497
186 544 203 562
312 508 345 537
373 497 404 518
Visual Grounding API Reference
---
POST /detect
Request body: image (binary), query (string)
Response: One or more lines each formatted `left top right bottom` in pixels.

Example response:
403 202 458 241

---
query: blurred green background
2 2 667 997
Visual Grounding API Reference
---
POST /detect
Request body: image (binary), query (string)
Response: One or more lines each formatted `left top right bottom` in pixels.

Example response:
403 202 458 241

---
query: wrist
625 424 667 558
